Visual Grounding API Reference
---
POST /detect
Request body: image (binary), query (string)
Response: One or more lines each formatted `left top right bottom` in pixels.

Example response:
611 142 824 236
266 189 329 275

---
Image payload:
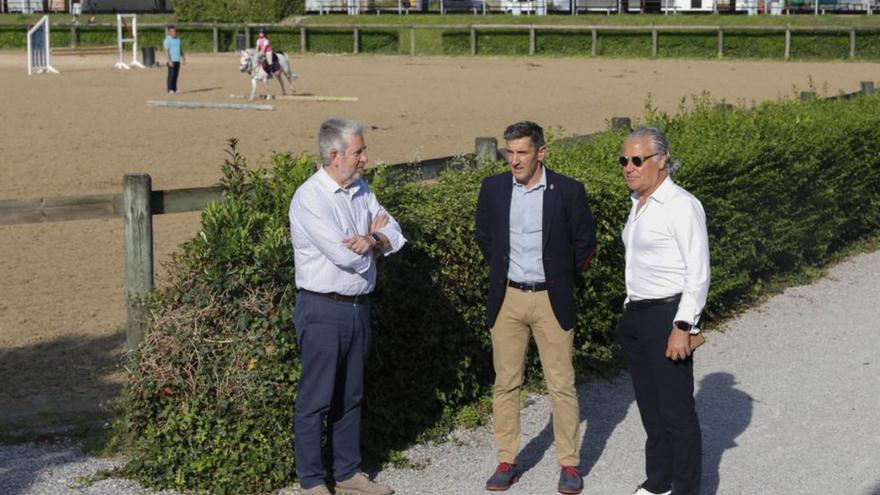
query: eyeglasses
618 152 660 168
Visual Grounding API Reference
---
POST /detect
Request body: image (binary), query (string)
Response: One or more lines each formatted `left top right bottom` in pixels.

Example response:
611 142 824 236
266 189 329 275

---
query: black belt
507 280 548 292
299 289 370 305
625 294 681 311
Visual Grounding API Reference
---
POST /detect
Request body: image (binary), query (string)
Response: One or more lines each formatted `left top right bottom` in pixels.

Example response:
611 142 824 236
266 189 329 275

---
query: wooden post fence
475 137 499 162
651 28 658 58
212 22 219 53
784 26 791 60
529 26 537 55
850 28 856 59
123 174 153 352
611 117 632 130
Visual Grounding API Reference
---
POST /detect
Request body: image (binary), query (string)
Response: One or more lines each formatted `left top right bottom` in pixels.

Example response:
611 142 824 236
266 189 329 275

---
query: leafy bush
117 94 880 493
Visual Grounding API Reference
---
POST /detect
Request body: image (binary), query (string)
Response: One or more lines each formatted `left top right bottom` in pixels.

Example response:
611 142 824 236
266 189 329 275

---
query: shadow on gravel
515 376 636 479
696 372 753 495
0 441 85 495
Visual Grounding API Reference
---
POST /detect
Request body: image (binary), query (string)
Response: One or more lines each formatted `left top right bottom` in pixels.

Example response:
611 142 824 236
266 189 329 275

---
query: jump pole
228 94 359 102
147 100 275 111
279 95 359 102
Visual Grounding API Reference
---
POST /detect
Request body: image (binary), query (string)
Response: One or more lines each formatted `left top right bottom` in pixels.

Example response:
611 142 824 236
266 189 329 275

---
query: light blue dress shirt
508 168 546 283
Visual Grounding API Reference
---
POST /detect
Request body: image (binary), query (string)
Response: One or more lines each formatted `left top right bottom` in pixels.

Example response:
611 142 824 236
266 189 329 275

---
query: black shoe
485 462 519 491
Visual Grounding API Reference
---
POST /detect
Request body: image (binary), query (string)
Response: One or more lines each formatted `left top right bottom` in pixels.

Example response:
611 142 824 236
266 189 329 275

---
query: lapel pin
550 184 555 190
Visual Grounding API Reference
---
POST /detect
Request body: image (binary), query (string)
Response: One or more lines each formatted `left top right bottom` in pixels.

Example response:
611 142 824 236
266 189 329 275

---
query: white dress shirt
622 176 710 327
289 167 406 296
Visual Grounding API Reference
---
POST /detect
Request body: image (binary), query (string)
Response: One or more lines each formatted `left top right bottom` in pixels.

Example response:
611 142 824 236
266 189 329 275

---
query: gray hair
318 118 365 165
624 127 682 176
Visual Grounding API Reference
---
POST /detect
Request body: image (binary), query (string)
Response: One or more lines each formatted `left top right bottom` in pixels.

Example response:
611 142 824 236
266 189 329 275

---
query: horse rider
256 27 276 75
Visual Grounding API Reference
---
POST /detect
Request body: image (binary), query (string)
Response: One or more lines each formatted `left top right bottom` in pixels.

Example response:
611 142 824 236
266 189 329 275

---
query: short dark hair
503 121 545 150
166 24 176 30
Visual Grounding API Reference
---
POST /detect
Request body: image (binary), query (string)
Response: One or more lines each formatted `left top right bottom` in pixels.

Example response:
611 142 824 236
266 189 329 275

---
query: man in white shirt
617 127 710 495
289 119 406 495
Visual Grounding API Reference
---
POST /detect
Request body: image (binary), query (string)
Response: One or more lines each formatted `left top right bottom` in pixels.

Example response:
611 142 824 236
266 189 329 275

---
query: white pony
238 48 297 101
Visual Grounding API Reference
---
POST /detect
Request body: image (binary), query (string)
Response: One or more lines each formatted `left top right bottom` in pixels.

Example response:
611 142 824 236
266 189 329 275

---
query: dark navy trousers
166 61 180 92
293 291 371 490
616 300 702 495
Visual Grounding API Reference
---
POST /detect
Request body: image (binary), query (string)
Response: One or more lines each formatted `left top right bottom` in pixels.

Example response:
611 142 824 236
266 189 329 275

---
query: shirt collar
315 166 361 196
631 175 674 204
512 166 547 192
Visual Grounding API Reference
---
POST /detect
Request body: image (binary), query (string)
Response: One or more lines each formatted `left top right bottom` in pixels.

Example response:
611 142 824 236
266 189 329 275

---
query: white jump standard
27 16 59 75
115 14 145 70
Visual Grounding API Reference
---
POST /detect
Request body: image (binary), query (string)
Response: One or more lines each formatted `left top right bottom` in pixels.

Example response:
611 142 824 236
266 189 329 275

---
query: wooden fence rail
0 81 875 349
3 21 880 58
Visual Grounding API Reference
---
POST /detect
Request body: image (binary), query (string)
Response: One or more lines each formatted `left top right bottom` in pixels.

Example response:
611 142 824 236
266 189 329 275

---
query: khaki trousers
490 286 580 466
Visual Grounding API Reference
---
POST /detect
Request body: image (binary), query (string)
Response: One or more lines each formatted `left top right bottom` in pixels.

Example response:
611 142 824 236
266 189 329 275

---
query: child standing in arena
164 25 185 95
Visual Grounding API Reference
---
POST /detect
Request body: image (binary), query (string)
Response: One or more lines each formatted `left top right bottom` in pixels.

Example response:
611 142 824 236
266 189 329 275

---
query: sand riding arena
0 50 877 425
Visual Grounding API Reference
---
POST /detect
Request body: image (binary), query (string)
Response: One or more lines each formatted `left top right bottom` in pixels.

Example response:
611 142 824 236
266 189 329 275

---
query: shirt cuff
673 298 701 330
378 226 406 255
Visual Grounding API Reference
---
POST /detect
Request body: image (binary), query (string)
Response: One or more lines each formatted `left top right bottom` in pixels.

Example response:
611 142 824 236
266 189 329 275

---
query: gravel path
3 250 879 495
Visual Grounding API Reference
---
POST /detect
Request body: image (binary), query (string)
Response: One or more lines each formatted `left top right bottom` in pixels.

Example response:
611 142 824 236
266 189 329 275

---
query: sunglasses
618 152 660 167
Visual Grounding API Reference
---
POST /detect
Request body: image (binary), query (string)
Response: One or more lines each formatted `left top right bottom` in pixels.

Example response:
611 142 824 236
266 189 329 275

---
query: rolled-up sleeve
367 192 407 255
670 196 711 326
290 188 372 274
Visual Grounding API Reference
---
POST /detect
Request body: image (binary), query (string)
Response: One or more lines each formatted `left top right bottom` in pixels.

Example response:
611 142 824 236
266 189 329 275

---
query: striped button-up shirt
289 167 406 296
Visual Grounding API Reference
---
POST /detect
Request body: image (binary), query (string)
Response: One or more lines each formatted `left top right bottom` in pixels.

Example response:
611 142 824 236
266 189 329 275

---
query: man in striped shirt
289 118 405 495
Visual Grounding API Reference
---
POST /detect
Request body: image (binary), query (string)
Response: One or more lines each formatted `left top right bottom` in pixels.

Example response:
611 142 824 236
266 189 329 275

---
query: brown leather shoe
334 472 394 495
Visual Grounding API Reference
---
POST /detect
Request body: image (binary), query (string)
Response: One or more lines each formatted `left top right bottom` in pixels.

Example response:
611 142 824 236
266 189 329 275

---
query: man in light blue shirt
476 121 598 494
163 25 184 94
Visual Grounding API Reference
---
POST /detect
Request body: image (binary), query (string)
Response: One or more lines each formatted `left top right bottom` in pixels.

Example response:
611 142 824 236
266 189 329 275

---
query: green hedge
656 32 718 59
537 31 593 56
175 0 304 22
117 94 880 493
5 23 880 59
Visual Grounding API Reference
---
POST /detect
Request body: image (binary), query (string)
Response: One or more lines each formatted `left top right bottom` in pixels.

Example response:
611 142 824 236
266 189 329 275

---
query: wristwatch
370 233 382 245
674 320 692 332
